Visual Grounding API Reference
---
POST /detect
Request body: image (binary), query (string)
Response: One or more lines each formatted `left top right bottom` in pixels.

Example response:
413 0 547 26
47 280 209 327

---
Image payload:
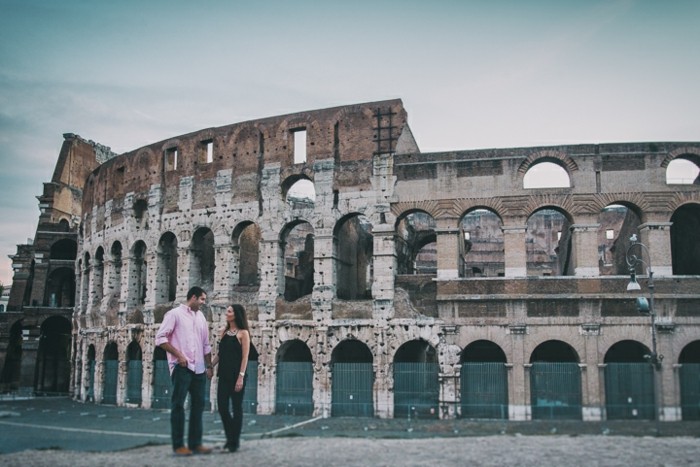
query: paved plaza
0 397 699 466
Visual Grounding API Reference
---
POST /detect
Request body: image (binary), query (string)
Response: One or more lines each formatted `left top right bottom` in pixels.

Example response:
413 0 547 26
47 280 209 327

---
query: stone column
312 232 334 323
508 324 528 420
638 222 673 277
175 246 190 301
435 217 460 280
213 243 232 305
257 237 280 322
502 225 527 277
570 223 601 277
116 346 127 406
256 326 276 414
580 323 603 421
371 224 396 320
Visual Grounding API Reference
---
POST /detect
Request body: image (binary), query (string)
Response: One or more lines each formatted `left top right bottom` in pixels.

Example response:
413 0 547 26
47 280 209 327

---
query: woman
210 304 250 452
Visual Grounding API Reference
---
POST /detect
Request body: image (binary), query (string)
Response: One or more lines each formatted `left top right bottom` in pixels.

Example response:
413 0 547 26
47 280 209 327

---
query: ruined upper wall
82 99 416 210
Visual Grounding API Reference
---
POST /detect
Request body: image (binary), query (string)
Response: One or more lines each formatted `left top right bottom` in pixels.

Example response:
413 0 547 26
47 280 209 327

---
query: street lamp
625 234 663 434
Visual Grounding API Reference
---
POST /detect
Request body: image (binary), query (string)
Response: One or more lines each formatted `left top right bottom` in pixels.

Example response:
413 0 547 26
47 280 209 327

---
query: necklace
226 329 238 337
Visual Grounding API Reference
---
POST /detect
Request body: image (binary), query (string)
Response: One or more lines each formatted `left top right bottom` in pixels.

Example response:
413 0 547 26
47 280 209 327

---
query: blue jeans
170 365 206 450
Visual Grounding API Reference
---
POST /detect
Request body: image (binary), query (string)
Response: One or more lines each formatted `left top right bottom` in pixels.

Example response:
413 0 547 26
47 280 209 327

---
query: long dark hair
221 304 249 338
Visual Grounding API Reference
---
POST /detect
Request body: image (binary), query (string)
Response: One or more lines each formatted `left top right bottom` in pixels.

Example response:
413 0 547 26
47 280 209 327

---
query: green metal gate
243 361 258 414
332 362 374 417
605 363 654 420
151 360 171 409
276 361 314 415
530 362 581 420
87 360 95 401
393 362 439 419
126 360 143 405
103 360 118 405
460 362 508 419
680 363 700 420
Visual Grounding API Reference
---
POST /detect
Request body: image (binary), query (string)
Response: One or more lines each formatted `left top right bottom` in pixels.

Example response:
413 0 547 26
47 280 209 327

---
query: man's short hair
187 286 206 301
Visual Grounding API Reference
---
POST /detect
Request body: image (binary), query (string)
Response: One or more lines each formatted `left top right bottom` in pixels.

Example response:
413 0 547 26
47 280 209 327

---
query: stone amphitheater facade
6 99 700 421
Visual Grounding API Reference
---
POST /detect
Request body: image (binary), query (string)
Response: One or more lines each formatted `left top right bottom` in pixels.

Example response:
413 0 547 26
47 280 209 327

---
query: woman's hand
235 374 244 392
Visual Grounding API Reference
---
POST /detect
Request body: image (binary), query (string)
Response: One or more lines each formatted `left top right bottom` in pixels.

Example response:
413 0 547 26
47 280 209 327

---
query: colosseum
2 99 700 422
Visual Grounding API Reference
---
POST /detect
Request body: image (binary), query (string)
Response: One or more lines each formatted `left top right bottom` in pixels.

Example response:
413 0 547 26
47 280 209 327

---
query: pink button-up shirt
155 304 212 374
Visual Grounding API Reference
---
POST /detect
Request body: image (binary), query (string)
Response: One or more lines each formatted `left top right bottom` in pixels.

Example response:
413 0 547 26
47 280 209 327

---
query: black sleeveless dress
217 333 243 383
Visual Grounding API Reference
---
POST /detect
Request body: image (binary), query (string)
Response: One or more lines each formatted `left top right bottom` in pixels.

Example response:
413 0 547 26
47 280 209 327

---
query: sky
0 0 699 287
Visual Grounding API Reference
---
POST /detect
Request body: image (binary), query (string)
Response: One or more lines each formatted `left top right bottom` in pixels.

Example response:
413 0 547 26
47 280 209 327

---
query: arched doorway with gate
331 340 374 417
275 339 314 415
604 340 654 420
529 340 582 420
460 340 508 419
35 316 71 395
679 340 700 420
103 342 118 405
393 339 439 419
126 341 143 406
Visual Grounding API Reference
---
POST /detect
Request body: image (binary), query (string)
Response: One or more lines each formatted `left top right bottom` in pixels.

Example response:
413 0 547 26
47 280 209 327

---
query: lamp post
625 234 662 435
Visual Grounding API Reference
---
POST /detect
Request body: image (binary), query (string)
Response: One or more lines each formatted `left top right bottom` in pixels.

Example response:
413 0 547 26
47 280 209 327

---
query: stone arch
679 340 700 421
334 213 373 300
102 341 119 405
393 339 439 419
50 238 77 260
280 220 315 302
126 340 143 405
529 339 582 420
128 240 147 308
190 226 215 294
330 339 374 417
459 207 505 278
597 202 643 276
155 232 178 304
603 340 655 420
45 267 75 308
35 316 71 395
662 147 700 168
0 320 24 390
517 150 578 175
275 339 314 415
232 221 261 287
671 202 700 275
395 209 437 275
459 340 509 419
526 206 574 276
282 174 316 208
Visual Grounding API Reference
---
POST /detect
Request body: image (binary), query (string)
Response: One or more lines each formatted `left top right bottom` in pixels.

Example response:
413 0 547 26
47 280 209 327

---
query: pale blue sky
1 0 699 285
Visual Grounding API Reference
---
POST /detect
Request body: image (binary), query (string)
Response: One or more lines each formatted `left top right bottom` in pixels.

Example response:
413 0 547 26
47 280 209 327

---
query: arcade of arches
3 100 700 422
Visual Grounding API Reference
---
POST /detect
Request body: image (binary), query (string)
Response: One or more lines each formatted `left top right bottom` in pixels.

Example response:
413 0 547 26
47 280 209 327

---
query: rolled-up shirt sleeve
155 310 176 347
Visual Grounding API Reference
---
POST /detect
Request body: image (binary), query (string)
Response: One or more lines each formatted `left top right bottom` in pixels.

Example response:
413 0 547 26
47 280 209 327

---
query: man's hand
177 355 188 367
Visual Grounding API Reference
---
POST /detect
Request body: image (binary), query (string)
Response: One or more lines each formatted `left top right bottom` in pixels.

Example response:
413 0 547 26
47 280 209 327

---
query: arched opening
0 320 23 391
334 214 373 300
243 344 260 414
86 345 96 402
393 340 439 419
23 260 35 306
679 341 700 420
50 239 77 260
460 340 508 419
103 342 119 405
275 339 313 415
666 157 700 185
331 340 374 416
603 340 654 420
529 340 581 420
129 241 147 307
597 204 642 275
396 211 437 275
45 267 75 307
191 227 215 293
671 203 700 275
156 232 178 303
109 242 123 306
459 209 504 278
35 316 71 395
126 341 143 405
526 208 572 276
92 247 104 308
81 254 90 312
151 346 170 409
284 177 316 208
523 160 571 188
233 222 261 287
282 222 314 302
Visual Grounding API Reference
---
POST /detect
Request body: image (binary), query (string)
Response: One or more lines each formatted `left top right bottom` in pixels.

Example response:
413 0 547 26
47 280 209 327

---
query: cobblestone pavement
1 397 699 466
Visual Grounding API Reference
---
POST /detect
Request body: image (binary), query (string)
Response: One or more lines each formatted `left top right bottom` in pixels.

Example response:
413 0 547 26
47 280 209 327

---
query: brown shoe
173 446 192 456
191 445 213 455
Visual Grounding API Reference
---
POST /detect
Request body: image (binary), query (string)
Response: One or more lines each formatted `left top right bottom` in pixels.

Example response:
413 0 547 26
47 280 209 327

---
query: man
155 286 213 456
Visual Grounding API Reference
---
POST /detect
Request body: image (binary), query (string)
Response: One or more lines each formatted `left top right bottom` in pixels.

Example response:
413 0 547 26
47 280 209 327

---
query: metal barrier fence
393 362 439 419
102 360 118 405
680 363 700 421
275 361 314 415
530 362 582 420
604 363 654 420
331 362 374 417
126 360 143 405
460 362 508 419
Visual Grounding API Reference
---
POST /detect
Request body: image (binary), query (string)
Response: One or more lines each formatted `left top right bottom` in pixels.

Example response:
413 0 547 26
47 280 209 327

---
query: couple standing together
155 286 250 455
